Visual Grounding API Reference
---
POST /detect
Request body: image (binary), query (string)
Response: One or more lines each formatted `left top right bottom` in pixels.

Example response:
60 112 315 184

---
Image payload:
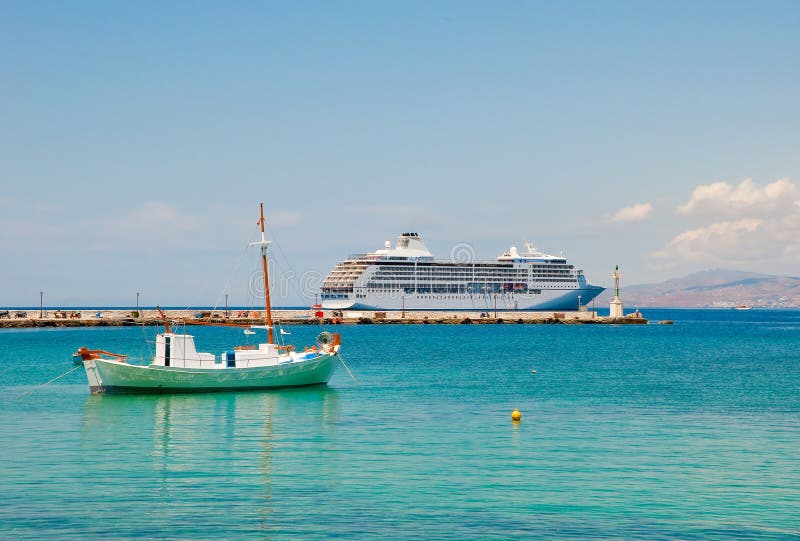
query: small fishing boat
74 204 343 394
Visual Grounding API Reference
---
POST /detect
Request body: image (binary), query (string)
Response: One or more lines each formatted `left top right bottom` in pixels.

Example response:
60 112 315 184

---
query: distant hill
594 269 800 308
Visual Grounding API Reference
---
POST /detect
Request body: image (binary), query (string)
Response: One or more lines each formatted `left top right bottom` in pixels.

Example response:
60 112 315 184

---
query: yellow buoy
511 408 521 422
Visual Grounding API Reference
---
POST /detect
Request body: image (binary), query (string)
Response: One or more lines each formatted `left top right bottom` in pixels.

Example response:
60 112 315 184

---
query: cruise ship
321 233 604 311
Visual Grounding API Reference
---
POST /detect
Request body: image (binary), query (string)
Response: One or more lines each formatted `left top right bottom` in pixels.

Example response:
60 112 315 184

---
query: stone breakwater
0 308 647 327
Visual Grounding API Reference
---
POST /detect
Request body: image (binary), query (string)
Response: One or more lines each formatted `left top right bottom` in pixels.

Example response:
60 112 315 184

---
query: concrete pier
0 308 648 327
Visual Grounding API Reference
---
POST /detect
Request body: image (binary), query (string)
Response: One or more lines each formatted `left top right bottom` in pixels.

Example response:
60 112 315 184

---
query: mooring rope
14 364 83 401
335 353 360 385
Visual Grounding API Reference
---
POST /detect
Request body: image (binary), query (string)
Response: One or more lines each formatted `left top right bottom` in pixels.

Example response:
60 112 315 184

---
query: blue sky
2 1 799 307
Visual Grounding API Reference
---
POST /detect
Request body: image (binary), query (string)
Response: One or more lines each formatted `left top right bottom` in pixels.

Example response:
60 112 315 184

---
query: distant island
595 269 800 308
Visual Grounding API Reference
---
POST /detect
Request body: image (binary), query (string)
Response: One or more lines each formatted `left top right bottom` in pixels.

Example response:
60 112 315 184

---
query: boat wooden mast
258 203 275 344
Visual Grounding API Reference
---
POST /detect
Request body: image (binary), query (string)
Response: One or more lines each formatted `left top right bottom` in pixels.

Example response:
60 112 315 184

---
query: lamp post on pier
225 293 229 318
136 292 140 313
39 291 43 319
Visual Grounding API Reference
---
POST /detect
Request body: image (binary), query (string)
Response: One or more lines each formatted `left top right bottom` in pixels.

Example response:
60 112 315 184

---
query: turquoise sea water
1 309 798 540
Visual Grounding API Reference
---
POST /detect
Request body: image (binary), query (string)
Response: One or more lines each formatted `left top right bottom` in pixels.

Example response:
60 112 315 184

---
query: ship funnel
395 233 433 257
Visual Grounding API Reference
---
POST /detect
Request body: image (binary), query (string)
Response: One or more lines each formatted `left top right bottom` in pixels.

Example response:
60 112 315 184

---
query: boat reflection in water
79 387 341 536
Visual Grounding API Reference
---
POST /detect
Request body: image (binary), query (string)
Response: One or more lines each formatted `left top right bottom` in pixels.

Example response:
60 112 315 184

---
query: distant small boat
73 203 342 394
733 305 752 311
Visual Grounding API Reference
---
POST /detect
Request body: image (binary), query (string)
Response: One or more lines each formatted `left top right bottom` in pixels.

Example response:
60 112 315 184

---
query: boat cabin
154 332 287 369
154 333 216 368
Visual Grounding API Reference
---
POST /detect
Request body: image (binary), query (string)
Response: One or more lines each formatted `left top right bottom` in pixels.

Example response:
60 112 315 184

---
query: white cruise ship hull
323 286 604 311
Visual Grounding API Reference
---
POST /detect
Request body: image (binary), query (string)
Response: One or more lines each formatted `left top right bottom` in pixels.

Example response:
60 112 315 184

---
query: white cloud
611 202 653 222
131 202 178 224
653 216 800 266
653 219 763 262
113 202 200 233
677 177 797 216
654 177 800 268
268 210 303 227
1 221 63 243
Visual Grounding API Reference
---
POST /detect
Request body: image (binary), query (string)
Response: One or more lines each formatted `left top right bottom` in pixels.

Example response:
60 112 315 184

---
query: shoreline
0 308 648 327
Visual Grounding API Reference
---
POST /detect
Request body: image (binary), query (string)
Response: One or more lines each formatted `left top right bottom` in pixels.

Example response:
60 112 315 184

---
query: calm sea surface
1 309 798 540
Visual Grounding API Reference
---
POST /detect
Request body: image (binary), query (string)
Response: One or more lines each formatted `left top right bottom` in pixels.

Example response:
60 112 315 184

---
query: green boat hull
83 355 338 394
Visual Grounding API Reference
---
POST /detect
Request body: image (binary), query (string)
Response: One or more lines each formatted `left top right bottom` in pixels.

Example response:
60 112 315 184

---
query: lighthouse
609 264 624 318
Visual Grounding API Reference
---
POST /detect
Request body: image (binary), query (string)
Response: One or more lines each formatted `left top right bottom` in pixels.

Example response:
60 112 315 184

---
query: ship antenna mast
251 203 274 344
